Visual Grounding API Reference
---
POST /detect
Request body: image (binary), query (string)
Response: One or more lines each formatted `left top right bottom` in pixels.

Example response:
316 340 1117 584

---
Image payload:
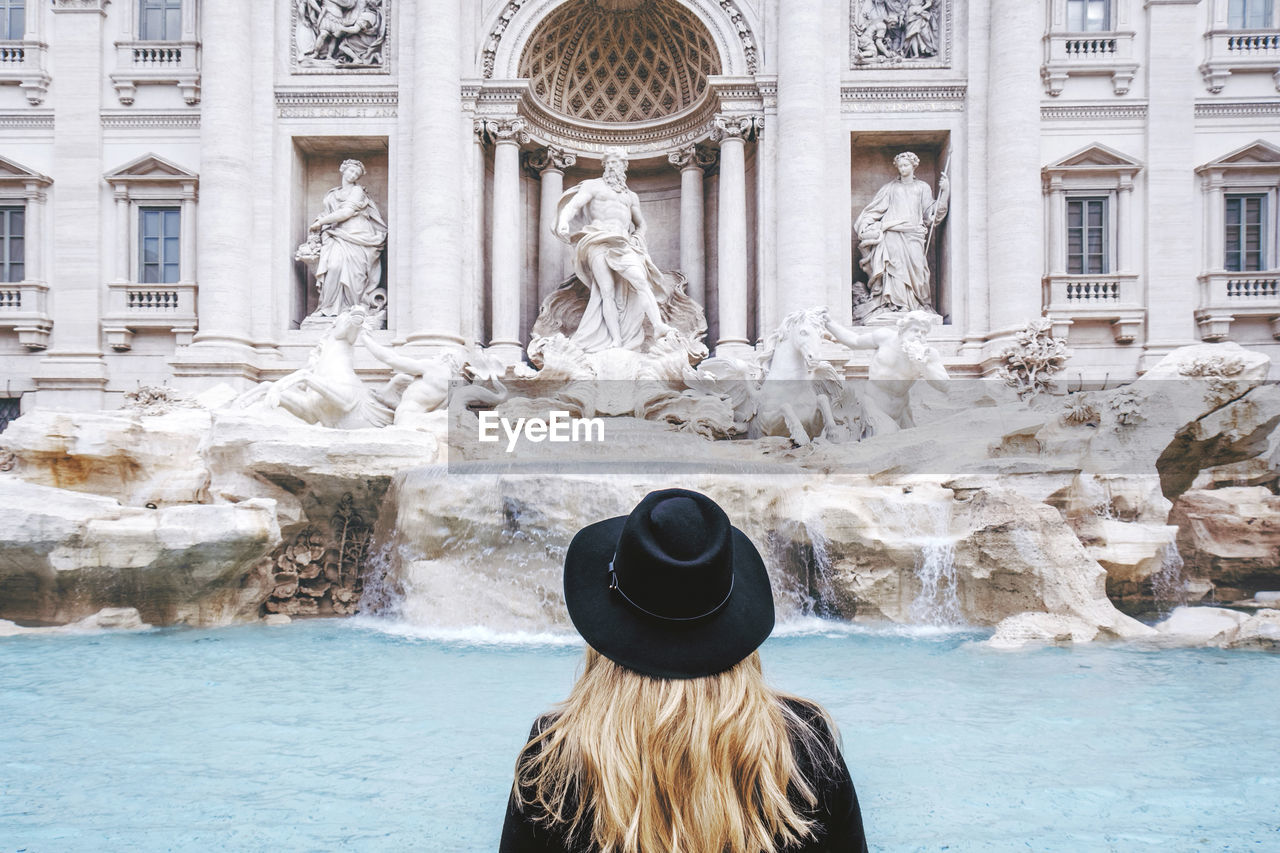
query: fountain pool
2 619 1277 852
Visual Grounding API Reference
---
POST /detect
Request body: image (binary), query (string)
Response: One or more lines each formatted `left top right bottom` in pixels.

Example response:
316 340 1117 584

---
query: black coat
499 699 869 852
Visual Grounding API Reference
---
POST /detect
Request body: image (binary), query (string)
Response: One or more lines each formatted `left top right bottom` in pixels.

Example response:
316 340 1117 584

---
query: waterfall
909 535 963 626
1150 540 1189 614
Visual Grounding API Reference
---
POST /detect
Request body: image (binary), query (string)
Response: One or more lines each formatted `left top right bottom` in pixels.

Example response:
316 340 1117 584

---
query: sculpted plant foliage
999 317 1071 401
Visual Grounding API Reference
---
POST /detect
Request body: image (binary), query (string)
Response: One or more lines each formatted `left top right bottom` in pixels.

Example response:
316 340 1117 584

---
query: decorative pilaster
479 118 531 364
1046 175 1065 275
186 0 256 367
986 0 1044 338
525 146 577 307
113 188 130 283
1117 174 1134 273
712 115 761 358
1143 0 1201 363
668 145 717 310
34 0 110 408
408 0 466 348
776 0 829 318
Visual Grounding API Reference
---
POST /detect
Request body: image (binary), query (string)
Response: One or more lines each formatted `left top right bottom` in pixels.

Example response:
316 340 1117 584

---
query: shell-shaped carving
519 0 722 123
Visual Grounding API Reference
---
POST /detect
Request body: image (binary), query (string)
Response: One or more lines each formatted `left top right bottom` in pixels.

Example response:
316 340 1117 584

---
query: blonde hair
513 648 837 853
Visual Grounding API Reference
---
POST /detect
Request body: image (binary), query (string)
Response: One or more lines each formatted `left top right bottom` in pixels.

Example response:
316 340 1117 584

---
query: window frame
0 204 24 284
1066 0 1113 32
137 205 181 285
1224 192 1269 272
1066 195 1112 275
0 0 25 42
1227 0 1277 29
137 0 182 42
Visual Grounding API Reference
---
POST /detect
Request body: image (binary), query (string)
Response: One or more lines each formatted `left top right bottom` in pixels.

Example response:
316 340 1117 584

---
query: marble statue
854 151 949 317
296 159 388 328
237 307 393 429
359 331 507 425
553 147 678 352
684 308 852 446
296 0 386 67
824 310 948 436
852 0 940 64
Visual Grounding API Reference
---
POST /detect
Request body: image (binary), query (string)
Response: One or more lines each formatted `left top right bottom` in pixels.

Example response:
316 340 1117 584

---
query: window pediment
0 155 51 187
1044 143 1142 178
104 153 198 186
1197 140 1280 173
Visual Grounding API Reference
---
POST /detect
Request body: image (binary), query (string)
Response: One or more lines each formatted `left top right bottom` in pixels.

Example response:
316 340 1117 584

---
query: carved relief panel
292 0 390 73
850 0 952 69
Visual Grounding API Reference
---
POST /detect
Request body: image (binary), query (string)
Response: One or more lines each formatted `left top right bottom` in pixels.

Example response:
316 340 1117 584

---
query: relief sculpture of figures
296 0 386 68
296 159 388 329
852 0 940 64
854 151 949 318
553 147 678 352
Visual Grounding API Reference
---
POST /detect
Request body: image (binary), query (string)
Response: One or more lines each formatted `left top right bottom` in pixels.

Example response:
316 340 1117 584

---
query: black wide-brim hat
564 488 775 679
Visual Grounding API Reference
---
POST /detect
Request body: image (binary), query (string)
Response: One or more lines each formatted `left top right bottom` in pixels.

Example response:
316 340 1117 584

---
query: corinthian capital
668 144 720 173
523 146 577 177
710 114 763 143
474 117 530 146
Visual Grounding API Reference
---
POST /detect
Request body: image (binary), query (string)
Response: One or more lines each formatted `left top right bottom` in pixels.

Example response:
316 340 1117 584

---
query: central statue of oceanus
526 147 708 385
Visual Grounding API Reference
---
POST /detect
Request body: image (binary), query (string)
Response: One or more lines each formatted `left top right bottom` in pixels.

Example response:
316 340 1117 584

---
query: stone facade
1 0 1279 413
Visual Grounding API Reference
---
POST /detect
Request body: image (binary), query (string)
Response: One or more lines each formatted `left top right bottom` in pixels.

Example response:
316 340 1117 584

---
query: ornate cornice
0 113 53 130
102 112 200 130
1040 102 1148 121
274 88 398 119
840 84 966 113
1195 100 1280 119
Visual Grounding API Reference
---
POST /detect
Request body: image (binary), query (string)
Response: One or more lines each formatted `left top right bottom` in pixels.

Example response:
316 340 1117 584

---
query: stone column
481 118 529 365
113 189 131 282
1046 176 1066 275
1116 175 1134 272
713 115 759 358
985 0 1044 337
187 0 255 364
34 0 109 409
180 186 197 283
668 145 715 309
22 182 44 283
525 146 576 308
775 0 829 317
1142 0 1202 365
1203 170 1225 271
408 0 466 348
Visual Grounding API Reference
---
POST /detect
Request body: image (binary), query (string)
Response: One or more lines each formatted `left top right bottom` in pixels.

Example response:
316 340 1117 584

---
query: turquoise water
2 619 1278 852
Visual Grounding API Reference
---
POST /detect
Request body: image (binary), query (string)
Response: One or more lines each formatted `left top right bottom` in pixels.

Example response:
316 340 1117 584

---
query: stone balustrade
1043 273 1144 343
0 39 49 104
1200 28 1280 93
101 280 199 351
110 38 201 105
1195 271 1280 341
1042 30 1137 95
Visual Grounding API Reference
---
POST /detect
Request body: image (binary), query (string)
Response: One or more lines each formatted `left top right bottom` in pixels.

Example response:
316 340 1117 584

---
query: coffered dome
519 0 722 124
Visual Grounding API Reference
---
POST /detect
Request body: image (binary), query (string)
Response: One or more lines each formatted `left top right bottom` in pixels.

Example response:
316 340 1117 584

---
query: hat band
607 558 735 622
